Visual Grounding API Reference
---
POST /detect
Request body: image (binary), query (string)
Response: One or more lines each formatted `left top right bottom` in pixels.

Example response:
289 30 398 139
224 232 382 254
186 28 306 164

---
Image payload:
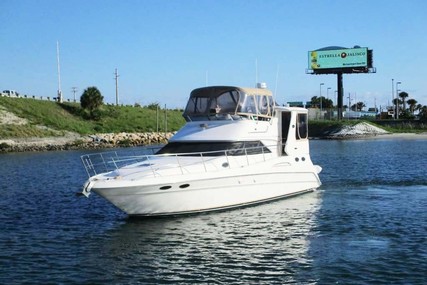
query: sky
1 0 427 109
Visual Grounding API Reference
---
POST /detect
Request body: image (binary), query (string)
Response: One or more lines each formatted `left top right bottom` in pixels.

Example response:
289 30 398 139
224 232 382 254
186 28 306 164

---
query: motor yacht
81 85 322 216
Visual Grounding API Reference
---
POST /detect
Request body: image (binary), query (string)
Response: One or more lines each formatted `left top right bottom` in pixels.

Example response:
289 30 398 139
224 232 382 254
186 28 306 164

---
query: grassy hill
0 96 186 139
1 96 425 140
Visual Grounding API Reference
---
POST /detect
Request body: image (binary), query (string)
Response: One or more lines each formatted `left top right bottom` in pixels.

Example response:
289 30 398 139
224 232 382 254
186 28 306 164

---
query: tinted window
157 141 271 156
296 114 308 140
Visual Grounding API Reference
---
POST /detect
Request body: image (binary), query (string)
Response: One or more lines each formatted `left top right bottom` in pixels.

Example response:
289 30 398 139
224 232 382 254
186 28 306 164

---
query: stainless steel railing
81 145 275 178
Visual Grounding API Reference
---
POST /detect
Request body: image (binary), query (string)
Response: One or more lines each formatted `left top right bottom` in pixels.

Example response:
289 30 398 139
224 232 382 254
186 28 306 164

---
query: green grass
2 96 425 139
0 97 186 138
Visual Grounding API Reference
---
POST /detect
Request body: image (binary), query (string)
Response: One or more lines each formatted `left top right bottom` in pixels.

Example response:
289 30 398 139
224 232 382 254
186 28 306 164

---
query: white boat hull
91 163 321 216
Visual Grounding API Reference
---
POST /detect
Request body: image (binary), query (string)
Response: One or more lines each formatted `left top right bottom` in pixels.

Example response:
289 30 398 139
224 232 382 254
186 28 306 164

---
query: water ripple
1 141 427 284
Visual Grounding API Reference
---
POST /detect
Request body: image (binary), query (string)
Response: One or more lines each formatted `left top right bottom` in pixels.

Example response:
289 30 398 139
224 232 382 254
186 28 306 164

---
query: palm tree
392 98 402 118
407 99 418 114
420 105 427 121
399 91 409 111
80 86 104 119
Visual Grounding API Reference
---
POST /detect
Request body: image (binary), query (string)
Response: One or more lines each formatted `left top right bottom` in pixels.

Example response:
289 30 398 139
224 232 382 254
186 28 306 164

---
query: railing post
262 146 266 161
146 155 156 177
225 151 231 169
176 155 184 174
200 153 207 172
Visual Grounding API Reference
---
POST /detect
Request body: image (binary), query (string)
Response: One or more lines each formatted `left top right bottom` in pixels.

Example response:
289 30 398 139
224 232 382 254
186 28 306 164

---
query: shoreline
1 132 427 154
0 132 174 153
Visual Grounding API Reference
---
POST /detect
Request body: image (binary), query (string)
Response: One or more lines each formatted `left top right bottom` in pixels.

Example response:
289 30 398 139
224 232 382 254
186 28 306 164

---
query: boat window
209 91 239 114
296 113 308 140
184 97 210 115
281 112 291 144
256 95 270 116
156 141 271 156
238 95 257 114
184 90 240 120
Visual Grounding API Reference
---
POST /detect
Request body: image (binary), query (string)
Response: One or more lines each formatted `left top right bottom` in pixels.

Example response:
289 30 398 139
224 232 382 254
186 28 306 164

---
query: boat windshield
183 86 274 121
156 141 271 156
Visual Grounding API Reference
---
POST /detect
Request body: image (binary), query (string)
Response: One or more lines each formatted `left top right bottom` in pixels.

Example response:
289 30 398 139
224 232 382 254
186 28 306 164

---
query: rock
0 132 175 153
326 122 389 139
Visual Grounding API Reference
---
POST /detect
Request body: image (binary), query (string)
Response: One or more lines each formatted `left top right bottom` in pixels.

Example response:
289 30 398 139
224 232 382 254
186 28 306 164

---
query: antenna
114 68 119 105
255 58 258 87
56 41 62 103
274 64 279 105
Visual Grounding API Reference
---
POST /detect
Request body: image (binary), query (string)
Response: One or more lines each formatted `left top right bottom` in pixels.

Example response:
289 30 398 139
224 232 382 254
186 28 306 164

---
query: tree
399 91 409 111
419 105 427 121
80 87 104 119
310 96 334 109
407 99 418 114
351 101 365 111
147 102 160 110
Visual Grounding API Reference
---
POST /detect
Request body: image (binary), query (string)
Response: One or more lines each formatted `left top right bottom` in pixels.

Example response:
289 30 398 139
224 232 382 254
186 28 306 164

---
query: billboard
308 47 368 72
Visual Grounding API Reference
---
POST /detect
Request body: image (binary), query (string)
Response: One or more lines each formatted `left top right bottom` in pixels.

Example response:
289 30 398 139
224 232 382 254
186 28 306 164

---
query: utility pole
164 104 167 133
114 68 119 105
56 41 62 103
156 105 159 132
396 81 401 120
391 79 395 119
319 83 324 119
71 87 77 102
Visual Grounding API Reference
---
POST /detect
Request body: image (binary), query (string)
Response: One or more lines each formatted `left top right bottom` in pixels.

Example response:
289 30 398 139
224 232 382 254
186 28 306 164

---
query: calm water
0 139 426 284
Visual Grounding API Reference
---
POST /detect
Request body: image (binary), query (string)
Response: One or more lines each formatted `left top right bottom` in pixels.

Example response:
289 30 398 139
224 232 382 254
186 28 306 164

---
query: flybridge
183 86 275 121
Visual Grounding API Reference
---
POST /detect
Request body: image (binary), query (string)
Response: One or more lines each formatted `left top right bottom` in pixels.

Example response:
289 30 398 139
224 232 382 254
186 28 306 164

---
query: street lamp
391 78 394 109
396 81 401 119
347 93 352 120
320 83 324 119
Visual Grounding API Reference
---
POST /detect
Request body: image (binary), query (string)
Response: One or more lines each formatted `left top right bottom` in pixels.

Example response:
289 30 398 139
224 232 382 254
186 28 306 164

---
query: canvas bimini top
183 86 275 121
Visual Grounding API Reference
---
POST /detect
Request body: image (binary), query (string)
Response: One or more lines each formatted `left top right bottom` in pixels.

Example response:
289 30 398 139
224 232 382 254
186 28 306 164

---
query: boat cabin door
279 109 309 156
280 111 291 155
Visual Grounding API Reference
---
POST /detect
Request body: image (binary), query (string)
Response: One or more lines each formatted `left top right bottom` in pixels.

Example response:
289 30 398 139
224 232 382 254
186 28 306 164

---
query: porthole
222 162 229 168
302 157 306 161
179 184 190 189
295 157 299 162
159 185 172 190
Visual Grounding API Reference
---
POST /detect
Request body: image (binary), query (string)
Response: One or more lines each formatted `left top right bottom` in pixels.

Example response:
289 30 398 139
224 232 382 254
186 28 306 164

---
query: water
0 139 426 284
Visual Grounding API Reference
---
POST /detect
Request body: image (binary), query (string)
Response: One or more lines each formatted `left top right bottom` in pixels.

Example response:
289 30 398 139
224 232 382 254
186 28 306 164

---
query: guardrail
81 145 276 178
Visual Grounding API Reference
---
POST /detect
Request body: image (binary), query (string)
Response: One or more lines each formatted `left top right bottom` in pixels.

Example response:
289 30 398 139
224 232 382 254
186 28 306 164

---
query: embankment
0 132 174 153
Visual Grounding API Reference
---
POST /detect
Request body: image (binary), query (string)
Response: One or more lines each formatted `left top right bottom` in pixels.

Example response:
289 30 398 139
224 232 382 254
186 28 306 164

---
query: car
2 90 20 97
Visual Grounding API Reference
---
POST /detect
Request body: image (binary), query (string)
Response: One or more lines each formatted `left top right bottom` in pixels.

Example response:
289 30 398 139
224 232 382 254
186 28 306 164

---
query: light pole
325 87 331 118
347 93 351 120
391 78 394 110
396 81 401 119
320 83 324 119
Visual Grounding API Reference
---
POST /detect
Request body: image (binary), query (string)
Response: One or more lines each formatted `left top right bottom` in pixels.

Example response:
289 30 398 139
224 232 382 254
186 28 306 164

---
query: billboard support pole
337 72 343 120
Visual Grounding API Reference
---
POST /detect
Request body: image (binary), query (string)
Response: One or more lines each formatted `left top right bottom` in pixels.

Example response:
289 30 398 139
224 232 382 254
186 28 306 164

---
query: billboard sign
308 47 368 71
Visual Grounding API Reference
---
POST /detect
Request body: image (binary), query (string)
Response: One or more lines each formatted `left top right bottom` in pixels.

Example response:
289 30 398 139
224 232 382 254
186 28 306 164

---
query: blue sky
1 0 426 109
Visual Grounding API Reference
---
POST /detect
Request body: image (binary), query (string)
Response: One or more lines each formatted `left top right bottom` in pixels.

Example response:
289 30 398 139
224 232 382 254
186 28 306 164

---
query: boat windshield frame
183 86 274 121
